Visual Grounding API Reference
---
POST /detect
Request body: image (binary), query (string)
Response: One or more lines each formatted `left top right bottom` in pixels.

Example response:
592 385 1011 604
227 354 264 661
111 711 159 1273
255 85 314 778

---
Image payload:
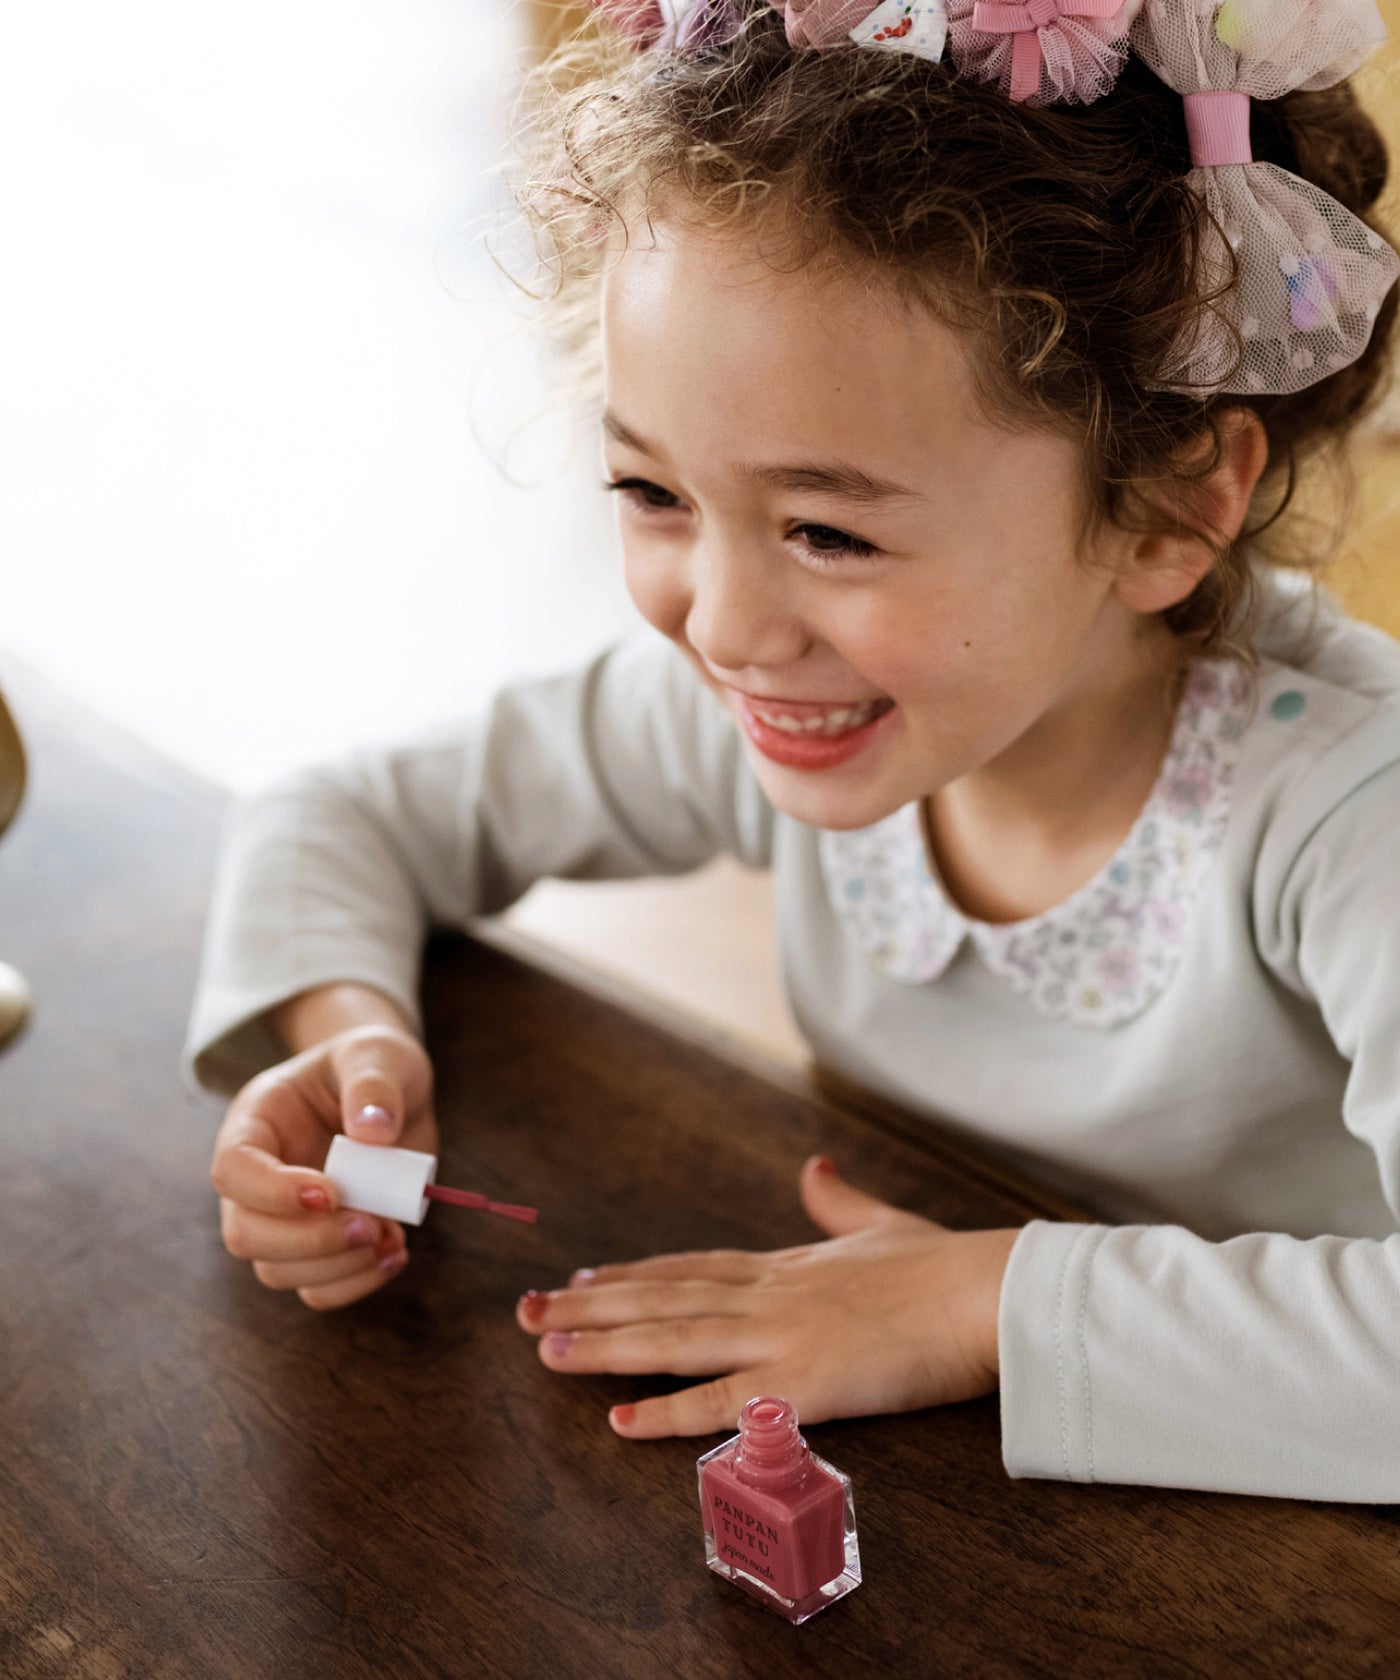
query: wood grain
0 664 1398 1678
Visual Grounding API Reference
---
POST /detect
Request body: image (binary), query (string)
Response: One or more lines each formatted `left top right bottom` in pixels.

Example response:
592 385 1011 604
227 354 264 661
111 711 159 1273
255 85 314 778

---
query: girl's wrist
272 981 417 1055
965 1227 1021 1381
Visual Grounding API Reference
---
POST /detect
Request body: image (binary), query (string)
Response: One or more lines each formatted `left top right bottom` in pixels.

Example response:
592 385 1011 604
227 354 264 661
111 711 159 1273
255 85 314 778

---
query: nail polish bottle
696 1396 860 1624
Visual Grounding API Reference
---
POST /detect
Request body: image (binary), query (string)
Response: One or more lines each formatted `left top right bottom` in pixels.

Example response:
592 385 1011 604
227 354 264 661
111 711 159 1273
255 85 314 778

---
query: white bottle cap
324 1134 438 1225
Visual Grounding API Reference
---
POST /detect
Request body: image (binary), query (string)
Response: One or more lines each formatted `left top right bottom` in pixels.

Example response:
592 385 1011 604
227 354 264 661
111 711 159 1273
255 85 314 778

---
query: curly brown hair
516 9 1397 664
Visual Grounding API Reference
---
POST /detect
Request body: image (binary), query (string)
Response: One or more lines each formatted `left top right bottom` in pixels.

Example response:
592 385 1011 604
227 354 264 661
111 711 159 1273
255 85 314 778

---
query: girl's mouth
736 695 897 770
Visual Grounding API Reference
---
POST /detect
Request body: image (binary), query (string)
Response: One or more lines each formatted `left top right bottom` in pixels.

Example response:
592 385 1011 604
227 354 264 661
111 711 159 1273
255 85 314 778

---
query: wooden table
1 667 1399 1680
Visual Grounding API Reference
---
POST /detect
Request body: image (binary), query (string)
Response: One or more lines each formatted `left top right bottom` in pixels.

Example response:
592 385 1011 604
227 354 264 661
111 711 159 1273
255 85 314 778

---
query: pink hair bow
1131 0 1399 394
946 0 1141 105
966 1 1130 102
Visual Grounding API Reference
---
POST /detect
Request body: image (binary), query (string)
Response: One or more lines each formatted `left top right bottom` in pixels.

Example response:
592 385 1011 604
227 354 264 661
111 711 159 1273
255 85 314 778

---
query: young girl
189 0 1400 1502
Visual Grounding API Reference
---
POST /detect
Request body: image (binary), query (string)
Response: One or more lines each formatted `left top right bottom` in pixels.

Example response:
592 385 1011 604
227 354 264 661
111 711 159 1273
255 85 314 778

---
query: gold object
0 687 29 1046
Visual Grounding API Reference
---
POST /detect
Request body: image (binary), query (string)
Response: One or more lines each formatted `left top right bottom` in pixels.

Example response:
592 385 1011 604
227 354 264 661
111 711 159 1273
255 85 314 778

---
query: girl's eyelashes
603 478 882 567
792 523 879 562
604 475 682 511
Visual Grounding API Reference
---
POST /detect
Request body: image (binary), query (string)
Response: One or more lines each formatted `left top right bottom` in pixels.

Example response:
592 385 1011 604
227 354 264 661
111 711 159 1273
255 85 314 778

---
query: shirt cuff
998 1218 1112 1484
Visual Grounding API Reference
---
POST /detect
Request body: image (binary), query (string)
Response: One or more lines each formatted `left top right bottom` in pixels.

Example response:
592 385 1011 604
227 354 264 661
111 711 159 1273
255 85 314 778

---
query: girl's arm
184 630 773 1096
994 742 1400 1501
519 728 1400 1501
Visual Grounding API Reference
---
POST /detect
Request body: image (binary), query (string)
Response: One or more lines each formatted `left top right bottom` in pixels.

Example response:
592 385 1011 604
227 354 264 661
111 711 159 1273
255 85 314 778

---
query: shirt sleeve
998 714 1400 1501
183 630 774 1095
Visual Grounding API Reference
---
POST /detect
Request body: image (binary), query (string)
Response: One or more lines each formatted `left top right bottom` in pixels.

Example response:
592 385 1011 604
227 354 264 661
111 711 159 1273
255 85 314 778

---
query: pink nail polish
697 1396 859 1624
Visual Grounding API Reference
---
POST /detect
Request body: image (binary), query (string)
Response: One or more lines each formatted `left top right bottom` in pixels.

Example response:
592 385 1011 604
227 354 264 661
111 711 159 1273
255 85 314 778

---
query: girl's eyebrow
742 462 921 505
602 410 920 505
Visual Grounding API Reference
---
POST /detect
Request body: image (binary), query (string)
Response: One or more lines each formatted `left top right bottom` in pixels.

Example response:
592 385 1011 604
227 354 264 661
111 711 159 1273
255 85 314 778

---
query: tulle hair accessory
1131 0 1400 395
582 0 1400 396
946 0 1143 106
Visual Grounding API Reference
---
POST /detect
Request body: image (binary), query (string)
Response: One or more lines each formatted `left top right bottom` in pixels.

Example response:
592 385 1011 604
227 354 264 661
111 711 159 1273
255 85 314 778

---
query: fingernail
345 1216 378 1246
518 1289 547 1323
355 1105 395 1132
543 1331 575 1359
569 1268 597 1288
299 1186 330 1212
610 1404 636 1429
378 1250 408 1275
813 1155 836 1175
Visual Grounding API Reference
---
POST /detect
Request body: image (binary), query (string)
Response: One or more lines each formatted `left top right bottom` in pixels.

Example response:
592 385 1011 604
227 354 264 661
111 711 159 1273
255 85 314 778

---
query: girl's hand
516 1155 1020 1438
209 1025 440 1310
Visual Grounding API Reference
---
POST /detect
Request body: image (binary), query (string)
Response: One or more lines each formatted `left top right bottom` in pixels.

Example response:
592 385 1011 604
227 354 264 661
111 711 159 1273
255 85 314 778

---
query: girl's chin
750 758 910 833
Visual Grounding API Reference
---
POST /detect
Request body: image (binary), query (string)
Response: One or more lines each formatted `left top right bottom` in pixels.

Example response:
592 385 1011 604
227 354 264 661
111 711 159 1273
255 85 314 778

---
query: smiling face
601 215 1186 834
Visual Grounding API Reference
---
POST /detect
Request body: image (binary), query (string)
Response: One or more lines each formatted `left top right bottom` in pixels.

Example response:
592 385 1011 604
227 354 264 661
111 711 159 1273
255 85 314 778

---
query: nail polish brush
324 1134 538 1226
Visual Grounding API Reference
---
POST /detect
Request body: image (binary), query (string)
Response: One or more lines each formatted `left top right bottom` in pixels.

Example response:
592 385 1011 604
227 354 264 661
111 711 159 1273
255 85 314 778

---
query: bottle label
709 1493 784 1587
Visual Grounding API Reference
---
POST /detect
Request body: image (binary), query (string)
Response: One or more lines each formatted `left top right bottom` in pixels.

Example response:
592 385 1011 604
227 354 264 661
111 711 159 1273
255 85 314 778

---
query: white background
0 2 638 791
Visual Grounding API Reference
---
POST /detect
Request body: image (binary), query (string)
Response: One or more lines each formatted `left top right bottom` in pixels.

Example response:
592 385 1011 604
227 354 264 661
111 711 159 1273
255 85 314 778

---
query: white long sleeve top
185 569 1400 1501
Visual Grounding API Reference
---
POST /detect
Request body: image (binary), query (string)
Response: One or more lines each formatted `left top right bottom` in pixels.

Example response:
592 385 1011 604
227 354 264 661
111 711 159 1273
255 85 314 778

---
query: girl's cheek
623 545 690 641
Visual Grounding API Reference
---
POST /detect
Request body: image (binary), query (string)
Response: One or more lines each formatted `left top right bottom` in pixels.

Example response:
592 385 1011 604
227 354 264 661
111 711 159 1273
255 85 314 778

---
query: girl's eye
791 524 880 564
604 477 682 511
603 480 881 567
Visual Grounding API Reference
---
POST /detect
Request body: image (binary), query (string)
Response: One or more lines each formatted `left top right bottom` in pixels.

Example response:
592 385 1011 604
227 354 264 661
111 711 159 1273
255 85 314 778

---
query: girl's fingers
253 1245 386 1292
296 1254 409 1312
798 1154 900 1239
608 1375 764 1440
219 1198 387 1263
211 1110 338 1216
517 1279 746 1334
564 1250 765 1289
536 1316 771 1378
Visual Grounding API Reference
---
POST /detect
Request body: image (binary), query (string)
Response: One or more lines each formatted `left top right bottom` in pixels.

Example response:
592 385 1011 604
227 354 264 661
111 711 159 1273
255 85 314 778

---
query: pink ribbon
1182 90 1252 170
970 0 1125 102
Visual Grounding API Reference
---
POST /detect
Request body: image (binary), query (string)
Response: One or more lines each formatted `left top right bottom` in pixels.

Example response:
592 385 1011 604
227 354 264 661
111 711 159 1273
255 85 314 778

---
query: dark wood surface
1 664 1399 1680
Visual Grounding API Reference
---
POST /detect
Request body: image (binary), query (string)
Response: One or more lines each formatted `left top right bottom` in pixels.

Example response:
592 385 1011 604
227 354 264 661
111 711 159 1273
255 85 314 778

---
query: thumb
799 1154 895 1238
335 1051 408 1146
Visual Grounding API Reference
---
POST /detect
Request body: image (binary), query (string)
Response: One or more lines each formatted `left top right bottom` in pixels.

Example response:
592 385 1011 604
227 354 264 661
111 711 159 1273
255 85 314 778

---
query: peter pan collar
817 658 1255 1028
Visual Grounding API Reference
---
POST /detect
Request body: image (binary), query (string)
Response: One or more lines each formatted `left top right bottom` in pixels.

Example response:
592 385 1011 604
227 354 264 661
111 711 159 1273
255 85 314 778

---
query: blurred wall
1333 0 1400 638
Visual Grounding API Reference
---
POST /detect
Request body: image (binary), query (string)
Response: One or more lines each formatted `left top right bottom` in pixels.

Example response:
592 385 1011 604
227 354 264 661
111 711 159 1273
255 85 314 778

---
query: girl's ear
1113 407 1270 616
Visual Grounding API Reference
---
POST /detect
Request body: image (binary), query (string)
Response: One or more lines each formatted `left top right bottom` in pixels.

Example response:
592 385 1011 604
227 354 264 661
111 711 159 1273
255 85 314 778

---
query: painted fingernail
543 1332 575 1359
298 1186 330 1212
345 1216 378 1246
355 1105 395 1132
569 1268 597 1288
610 1404 636 1429
378 1250 408 1275
518 1289 547 1323
813 1154 836 1175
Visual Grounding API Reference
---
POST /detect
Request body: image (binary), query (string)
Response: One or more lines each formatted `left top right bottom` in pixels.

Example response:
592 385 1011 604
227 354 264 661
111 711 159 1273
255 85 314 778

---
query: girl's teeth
751 700 887 736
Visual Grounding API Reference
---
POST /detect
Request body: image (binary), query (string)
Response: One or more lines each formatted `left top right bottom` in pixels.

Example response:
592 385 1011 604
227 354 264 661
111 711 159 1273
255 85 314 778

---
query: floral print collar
817 659 1256 1028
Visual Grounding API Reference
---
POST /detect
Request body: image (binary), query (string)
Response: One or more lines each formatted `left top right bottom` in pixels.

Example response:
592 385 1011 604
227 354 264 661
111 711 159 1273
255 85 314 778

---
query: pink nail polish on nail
697 1396 860 1624
543 1331 574 1358
569 1268 597 1288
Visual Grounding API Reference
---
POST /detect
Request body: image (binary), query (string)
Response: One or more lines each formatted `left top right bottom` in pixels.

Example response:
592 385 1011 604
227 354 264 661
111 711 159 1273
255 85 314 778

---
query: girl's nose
684 536 808 676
